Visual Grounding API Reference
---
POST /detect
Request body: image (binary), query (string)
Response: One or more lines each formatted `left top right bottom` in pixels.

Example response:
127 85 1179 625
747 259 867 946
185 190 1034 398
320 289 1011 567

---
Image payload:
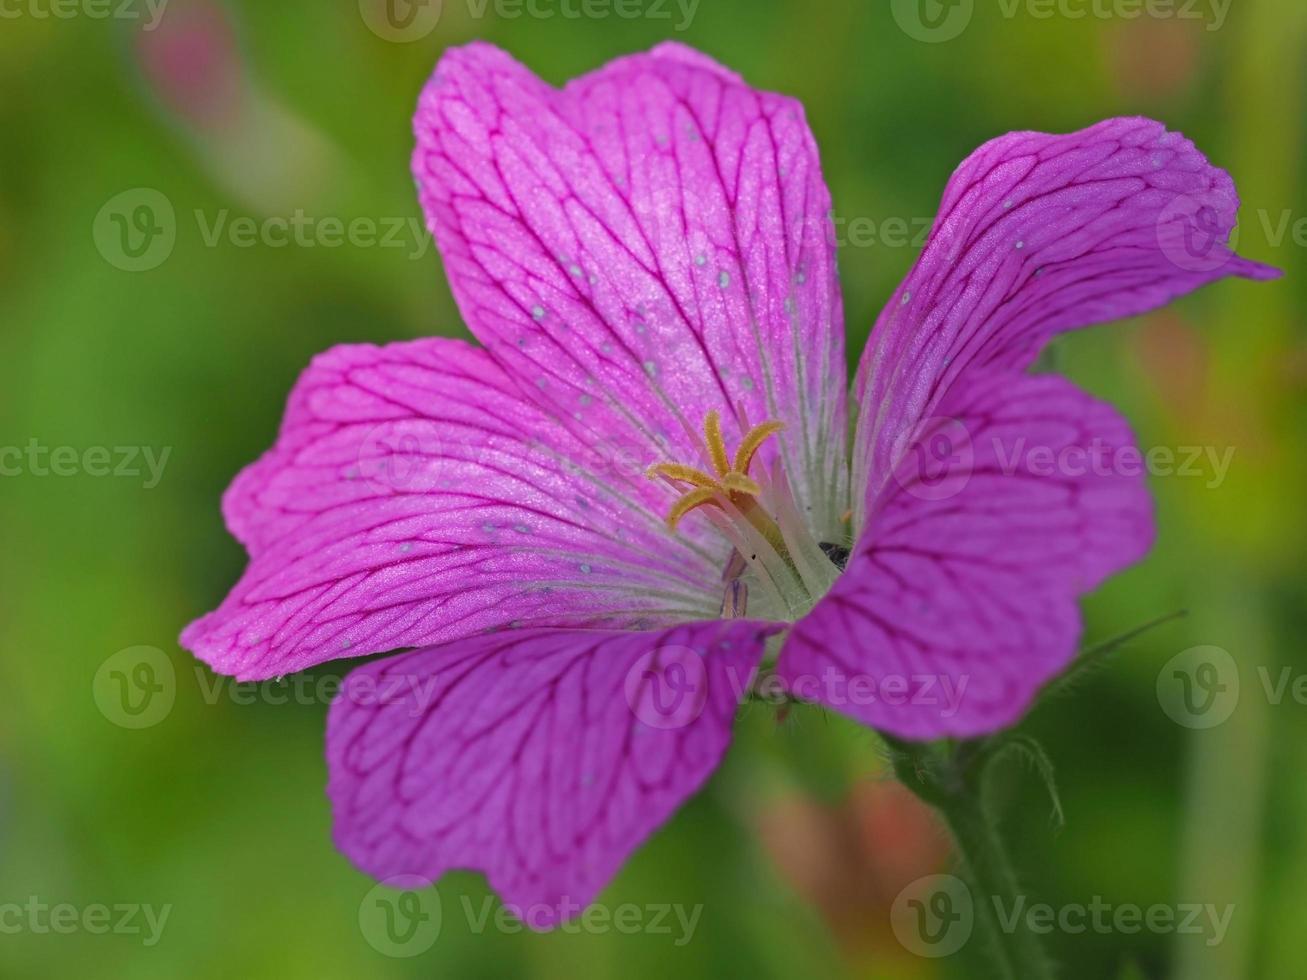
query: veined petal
781 373 1155 739
182 338 727 681
413 42 848 540
852 117 1279 527
327 620 781 925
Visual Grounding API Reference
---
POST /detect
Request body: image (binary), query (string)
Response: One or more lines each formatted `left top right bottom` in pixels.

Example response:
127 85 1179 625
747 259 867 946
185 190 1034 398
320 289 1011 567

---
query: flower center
647 411 842 622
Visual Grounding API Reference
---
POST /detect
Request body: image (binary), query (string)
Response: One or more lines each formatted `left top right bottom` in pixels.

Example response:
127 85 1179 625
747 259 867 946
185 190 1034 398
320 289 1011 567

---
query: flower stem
887 737 1055 980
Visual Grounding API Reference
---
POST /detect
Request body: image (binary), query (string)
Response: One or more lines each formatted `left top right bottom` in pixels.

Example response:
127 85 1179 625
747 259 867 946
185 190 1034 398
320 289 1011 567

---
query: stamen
647 462 720 489
667 487 722 529
649 413 840 621
733 420 786 475
703 410 731 477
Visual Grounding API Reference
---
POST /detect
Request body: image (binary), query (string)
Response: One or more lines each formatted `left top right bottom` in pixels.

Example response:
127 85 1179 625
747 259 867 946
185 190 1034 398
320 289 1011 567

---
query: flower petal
852 117 1278 525
413 42 848 538
779 373 1155 740
182 338 728 681
327 619 780 925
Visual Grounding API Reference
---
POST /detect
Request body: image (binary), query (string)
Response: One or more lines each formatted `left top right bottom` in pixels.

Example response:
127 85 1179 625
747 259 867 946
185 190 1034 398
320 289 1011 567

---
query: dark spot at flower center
819 542 850 570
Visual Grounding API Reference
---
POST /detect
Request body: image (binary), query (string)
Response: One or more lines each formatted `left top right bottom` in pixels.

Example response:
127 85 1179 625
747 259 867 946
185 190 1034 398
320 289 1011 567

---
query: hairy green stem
888 737 1054 980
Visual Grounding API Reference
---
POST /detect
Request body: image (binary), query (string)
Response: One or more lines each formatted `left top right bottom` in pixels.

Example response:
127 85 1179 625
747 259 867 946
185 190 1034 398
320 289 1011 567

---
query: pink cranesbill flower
181 43 1277 923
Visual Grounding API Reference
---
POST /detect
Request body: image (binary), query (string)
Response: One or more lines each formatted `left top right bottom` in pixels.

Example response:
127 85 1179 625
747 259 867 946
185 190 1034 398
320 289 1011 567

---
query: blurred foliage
1 0 1304 977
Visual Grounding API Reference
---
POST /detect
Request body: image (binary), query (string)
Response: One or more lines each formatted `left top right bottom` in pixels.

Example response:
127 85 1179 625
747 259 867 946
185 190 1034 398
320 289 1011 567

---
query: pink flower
181 43 1277 924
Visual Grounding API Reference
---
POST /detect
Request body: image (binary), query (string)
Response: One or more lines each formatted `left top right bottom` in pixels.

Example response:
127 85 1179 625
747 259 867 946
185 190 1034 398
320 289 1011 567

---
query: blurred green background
2 0 1304 977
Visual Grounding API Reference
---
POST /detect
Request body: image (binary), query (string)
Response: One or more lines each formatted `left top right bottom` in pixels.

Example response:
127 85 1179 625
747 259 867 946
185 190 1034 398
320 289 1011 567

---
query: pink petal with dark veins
781 373 1155 739
414 42 848 538
327 619 780 926
852 117 1278 525
182 339 729 680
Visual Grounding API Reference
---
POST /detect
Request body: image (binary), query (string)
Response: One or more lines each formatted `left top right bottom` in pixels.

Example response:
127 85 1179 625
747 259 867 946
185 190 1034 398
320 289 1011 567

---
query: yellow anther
667 487 722 529
648 413 785 531
733 420 786 475
703 410 731 477
646 462 720 489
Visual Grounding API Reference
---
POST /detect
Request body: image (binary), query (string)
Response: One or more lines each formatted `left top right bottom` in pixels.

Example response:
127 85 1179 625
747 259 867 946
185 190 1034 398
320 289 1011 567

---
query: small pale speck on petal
643 360 657 377
580 563 592 574
1015 241 1025 250
694 253 707 267
531 305 545 320
900 291 911 305
718 271 731 288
